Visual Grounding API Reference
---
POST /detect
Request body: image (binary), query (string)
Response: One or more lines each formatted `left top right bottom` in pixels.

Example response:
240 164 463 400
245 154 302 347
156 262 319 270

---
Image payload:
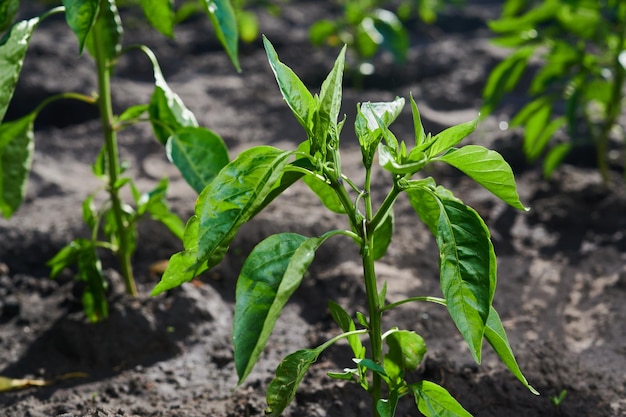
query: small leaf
166 126 229 193
543 143 571 178
84 0 122 62
263 36 316 135
234 233 324 383
377 390 399 417
117 104 148 123
356 98 404 166
328 300 365 359
195 146 294 270
315 44 346 151
141 0 174 38
485 307 539 395
62 0 99 53
354 358 387 376
385 330 427 377
0 15 41 123
436 145 527 210
200 0 240 71
237 10 258 43
0 113 34 218
265 349 321 416
411 381 473 417
149 61 198 145
410 94 426 146
372 210 393 260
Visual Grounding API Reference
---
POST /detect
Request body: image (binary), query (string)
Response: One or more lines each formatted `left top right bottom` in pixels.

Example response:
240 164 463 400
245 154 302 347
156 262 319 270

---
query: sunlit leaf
411 380 473 417
436 145 527 210
200 0 240 71
141 0 174 38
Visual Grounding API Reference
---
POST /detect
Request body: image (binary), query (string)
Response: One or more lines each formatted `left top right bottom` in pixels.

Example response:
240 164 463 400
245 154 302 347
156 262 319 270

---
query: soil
1 1 625 416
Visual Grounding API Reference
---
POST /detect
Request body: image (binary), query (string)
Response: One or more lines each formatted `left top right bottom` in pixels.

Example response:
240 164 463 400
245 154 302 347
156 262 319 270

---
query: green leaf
62 0 99 53
525 116 565 162
237 10 258 43
384 330 427 382
47 240 82 279
410 94 426 147
117 104 148 123
372 209 393 260
141 0 174 38
376 391 399 417
0 15 40 123
0 0 19 32
408 187 494 363
77 241 108 322
488 0 559 33
435 145 527 210
234 233 324 383
166 126 229 193
0 113 34 218
149 60 198 145
309 19 337 45
151 216 208 295
372 8 409 64
84 0 122 62
543 143 571 178
378 143 427 175
263 36 316 136
302 174 345 213
265 349 321 417
328 300 365 359
424 117 478 158
411 381 473 417
485 306 539 395
316 44 346 151
135 178 185 239
356 98 404 167
195 146 293 270
200 0 240 71
355 358 387 376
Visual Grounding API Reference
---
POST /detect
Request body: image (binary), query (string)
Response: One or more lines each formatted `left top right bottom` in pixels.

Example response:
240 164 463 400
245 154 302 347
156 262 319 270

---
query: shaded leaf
141 0 174 38
62 0 99 53
166 126 229 193
234 233 324 383
84 0 122 62
0 113 34 218
372 210 393 260
265 349 321 416
0 0 19 32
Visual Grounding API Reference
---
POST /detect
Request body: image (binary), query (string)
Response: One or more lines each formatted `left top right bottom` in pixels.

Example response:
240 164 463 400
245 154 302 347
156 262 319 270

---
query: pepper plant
482 0 626 182
153 37 537 416
0 0 239 321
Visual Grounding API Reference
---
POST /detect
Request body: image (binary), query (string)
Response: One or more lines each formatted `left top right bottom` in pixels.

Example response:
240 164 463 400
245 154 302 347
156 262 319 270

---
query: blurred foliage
482 0 626 182
309 0 462 75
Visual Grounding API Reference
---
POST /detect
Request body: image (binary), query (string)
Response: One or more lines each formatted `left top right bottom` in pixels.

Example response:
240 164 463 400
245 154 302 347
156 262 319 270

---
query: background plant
0 0 239 321
309 0 461 77
153 37 537 416
482 0 626 182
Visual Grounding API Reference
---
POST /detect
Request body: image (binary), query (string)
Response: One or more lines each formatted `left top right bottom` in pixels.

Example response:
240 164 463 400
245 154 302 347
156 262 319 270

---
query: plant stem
92 4 137 296
362 167 383 416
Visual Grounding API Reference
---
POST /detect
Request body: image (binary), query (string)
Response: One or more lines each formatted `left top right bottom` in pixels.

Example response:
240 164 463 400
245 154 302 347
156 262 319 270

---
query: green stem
92 3 137 296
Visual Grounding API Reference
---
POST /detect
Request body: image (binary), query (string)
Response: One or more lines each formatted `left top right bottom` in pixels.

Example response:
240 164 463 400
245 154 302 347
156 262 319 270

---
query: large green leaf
200 0 240 71
195 146 294 270
408 187 495 363
149 59 198 145
485 306 539 395
141 0 174 38
84 0 122 62
263 36 316 135
233 233 324 383
0 113 34 218
435 145 527 210
166 126 229 193
62 0 99 53
265 349 321 417
0 0 19 32
0 15 40 123
151 216 208 295
411 381 473 417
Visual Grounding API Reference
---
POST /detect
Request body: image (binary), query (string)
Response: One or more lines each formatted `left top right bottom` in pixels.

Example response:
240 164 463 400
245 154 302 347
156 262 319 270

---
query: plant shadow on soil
1 1 625 416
